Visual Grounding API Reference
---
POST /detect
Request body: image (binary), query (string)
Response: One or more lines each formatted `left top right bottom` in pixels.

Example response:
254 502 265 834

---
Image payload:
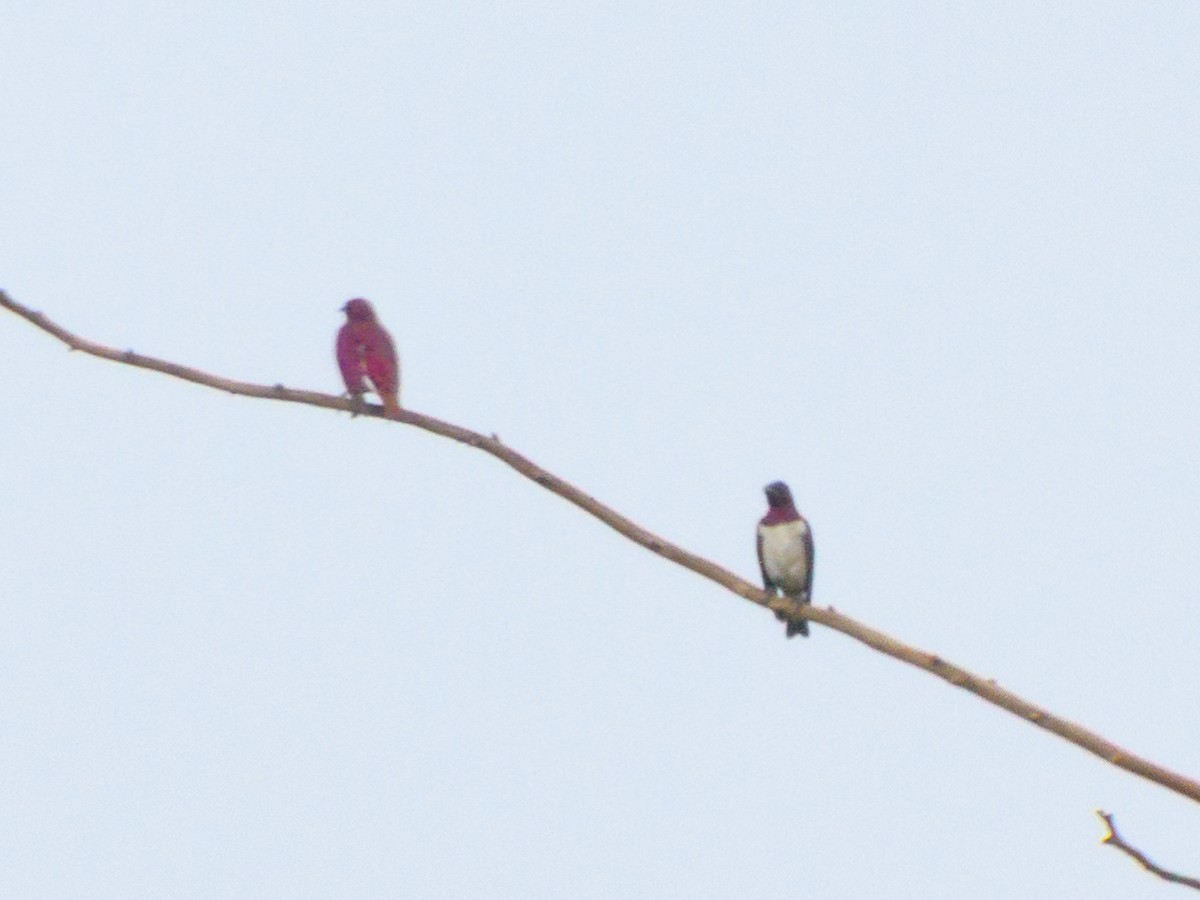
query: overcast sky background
3 3 1199 897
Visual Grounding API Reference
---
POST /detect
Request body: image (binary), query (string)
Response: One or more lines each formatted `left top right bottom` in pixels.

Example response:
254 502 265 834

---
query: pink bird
336 298 401 418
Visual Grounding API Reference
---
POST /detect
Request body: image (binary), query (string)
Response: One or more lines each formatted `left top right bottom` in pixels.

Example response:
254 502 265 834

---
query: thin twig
4 289 1200 809
1097 811 1200 890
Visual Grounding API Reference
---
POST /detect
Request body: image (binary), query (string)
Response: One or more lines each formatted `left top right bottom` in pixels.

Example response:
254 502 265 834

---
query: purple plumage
756 480 815 638
336 298 401 417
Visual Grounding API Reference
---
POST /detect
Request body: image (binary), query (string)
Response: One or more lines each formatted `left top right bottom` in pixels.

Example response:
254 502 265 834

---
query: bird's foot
345 392 367 418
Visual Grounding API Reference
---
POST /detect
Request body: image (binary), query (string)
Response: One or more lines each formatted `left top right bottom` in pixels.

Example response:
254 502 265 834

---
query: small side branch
1096 811 1200 890
4 290 1200 810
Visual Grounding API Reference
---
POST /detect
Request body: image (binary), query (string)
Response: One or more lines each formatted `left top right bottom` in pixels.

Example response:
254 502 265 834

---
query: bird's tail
784 595 811 639
382 392 402 419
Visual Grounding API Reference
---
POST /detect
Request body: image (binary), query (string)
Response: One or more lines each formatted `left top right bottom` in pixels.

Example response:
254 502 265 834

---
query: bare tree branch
5 290 1200 812
1097 811 1200 890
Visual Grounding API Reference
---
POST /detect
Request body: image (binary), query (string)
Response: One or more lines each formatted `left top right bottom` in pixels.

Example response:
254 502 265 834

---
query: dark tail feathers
786 619 809 639
777 595 811 639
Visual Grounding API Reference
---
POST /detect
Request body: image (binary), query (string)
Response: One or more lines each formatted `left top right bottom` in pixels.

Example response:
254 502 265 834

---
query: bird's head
764 480 794 509
341 298 376 322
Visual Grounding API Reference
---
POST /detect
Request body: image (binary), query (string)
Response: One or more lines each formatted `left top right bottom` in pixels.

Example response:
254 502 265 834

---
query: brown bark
4 290 1199 815
1097 811 1200 890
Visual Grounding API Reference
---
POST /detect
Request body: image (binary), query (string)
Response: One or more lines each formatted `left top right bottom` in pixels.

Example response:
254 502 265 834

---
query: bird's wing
363 324 400 396
756 527 775 592
801 519 815 598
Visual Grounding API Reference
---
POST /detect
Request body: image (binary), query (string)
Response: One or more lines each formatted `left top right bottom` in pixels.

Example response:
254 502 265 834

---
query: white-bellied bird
756 480 814 638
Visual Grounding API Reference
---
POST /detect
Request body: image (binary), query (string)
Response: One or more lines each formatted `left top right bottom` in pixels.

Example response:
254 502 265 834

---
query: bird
336 298 401 418
756 480 814 638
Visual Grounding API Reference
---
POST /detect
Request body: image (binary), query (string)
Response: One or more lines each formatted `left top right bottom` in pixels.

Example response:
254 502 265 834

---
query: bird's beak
339 303 348 312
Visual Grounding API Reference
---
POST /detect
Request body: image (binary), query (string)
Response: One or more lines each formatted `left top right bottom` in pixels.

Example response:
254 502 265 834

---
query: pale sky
3 3 1199 897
